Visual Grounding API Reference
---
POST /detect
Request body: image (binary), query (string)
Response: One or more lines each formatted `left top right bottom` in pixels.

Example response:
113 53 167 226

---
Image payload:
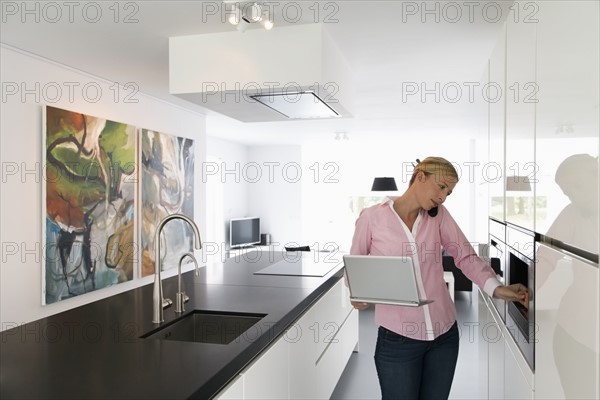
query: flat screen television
229 217 261 248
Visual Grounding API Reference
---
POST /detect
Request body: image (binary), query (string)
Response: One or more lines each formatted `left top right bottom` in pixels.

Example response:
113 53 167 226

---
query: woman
350 157 527 400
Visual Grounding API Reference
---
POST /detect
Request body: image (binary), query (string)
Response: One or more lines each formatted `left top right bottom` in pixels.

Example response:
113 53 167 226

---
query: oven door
505 236 535 370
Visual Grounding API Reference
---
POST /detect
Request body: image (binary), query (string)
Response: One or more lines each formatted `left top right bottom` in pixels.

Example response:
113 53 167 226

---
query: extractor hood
250 91 339 119
169 24 353 122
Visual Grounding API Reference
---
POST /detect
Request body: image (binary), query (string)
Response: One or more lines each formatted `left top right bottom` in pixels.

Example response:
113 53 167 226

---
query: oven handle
490 239 503 253
488 239 504 277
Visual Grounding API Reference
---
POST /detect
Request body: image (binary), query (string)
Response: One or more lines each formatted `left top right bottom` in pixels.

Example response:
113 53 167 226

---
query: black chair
442 255 502 301
442 255 473 296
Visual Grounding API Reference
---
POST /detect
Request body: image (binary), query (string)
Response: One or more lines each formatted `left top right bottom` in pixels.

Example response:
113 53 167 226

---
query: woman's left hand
493 284 529 308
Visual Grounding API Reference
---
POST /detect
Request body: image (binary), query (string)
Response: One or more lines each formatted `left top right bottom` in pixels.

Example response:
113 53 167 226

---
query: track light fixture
226 2 274 32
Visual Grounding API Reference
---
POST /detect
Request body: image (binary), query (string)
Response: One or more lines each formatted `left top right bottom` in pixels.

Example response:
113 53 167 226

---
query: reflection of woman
548 154 599 253
536 154 598 398
350 157 527 399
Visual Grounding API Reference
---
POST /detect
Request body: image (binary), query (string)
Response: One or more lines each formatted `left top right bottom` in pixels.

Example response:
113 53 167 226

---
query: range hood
169 24 353 122
250 91 339 119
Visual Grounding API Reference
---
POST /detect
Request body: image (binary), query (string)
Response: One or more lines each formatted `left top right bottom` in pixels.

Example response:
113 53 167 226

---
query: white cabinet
289 278 358 399
479 290 534 400
215 278 358 399
477 291 490 398
535 243 599 399
214 374 243 400
504 339 533 400
534 1 599 254
504 3 537 231
487 302 505 400
488 22 506 222
243 337 289 399
478 291 505 400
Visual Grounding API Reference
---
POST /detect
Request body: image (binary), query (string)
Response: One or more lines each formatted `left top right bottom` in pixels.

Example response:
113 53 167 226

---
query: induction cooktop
254 253 340 277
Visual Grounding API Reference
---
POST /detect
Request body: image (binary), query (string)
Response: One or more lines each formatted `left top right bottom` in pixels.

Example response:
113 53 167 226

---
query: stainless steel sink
142 310 267 345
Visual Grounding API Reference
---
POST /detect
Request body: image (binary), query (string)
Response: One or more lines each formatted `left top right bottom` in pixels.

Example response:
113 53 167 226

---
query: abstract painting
43 106 136 304
140 129 195 277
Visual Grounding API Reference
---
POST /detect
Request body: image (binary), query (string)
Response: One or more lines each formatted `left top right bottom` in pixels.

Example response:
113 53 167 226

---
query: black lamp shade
371 177 398 191
506 176 532 191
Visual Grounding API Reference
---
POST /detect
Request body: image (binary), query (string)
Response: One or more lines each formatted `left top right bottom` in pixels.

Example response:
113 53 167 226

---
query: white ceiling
0 0 513 145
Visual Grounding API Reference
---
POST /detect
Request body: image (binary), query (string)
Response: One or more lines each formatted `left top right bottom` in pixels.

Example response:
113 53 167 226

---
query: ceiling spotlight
226 1 272 31
236 17 250 32
245 2 262 22
262 19 274 30
228 13 239 25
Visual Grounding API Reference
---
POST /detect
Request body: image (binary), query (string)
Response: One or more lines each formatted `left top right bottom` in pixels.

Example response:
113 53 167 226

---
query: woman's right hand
351 301 371 310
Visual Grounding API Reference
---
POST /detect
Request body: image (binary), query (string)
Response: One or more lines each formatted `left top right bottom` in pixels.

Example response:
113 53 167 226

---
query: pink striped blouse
350 198 501 341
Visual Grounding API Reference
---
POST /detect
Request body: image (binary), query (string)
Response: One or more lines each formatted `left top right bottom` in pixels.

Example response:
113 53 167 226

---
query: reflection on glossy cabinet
504 339 533 400
535 243 599 399
489 23 506 222
534 1 599 254
504 4 537 231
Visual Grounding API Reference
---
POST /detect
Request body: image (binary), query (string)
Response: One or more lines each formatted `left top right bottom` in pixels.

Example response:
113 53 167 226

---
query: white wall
247 145 303 248
0 45 207 328
204 136 485 256
205 135 250 248
301 138 484 252
205 137 303 251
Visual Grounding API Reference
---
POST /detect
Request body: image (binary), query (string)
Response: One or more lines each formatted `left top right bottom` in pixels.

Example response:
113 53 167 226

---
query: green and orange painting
44 106 136 304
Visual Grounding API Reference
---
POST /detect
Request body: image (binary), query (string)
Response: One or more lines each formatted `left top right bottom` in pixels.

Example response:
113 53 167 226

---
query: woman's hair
554 154 598 193
409 157 459 186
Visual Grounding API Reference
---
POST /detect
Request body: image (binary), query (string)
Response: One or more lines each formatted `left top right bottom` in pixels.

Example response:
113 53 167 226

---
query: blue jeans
374 322 459 400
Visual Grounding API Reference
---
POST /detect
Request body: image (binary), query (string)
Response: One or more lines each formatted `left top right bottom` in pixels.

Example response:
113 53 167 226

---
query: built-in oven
488 218 506 321
505 223 536 370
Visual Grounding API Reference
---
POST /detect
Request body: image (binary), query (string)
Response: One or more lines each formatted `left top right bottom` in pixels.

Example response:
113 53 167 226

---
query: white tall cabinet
504 3 537 231
488 22 506 222
479 291 533 400
484 2 600 399
534 1 599 254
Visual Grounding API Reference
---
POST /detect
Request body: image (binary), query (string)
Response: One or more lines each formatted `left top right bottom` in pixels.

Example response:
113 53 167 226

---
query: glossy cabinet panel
534 1 599 254
214 375 243 400
535 243 599 399
489 24 507 221
217 278 358 399
504 4 537 231
243 335 289 399
504 339 533 399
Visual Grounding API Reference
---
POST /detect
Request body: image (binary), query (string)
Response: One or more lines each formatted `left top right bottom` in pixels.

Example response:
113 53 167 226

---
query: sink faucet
153 214 202 323
175 252 200 313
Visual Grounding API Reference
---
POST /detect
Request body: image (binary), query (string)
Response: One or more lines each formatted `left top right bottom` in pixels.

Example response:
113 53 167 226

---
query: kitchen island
0 250 357 399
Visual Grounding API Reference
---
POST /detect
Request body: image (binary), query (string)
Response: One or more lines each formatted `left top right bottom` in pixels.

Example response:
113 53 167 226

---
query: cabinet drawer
489 219 506 242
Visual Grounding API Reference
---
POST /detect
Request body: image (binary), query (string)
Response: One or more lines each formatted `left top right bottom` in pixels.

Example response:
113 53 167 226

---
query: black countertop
0 250 344 399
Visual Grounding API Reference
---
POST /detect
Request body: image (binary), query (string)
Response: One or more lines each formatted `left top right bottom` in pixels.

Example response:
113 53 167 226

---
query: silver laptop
343 255 433 307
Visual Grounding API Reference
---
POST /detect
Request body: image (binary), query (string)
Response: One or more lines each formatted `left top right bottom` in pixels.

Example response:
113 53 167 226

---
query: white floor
331 291 484 399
